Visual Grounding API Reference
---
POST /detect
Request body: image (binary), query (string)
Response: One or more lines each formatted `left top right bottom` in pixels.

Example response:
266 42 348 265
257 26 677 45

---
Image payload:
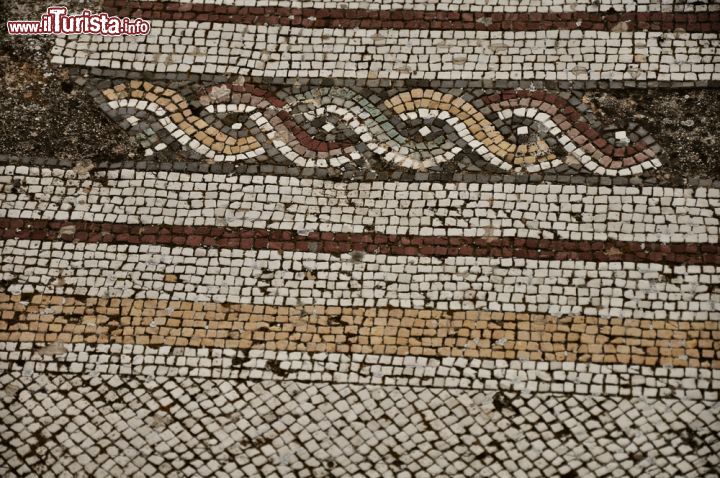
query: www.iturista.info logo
6 6 151 36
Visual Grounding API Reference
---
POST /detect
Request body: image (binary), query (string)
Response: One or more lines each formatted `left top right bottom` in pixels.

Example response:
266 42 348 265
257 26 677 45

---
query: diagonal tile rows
2 371 719 478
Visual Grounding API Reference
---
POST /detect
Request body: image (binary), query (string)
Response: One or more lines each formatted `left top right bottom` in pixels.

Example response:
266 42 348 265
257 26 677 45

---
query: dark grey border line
69 67 720 91
2 154 720 188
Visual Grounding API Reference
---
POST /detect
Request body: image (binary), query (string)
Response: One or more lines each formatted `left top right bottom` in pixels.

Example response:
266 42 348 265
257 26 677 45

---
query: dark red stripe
2 218 718 266
106 1 720 33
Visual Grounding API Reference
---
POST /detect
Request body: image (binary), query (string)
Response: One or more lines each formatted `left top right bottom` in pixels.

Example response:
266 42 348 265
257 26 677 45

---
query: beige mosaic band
2 293 717 368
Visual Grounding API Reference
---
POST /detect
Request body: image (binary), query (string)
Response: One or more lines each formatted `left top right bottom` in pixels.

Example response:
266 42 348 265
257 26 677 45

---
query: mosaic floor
1 0 720 476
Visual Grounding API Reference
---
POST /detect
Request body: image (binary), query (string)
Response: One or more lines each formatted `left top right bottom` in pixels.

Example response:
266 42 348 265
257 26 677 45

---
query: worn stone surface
0 0 143 163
